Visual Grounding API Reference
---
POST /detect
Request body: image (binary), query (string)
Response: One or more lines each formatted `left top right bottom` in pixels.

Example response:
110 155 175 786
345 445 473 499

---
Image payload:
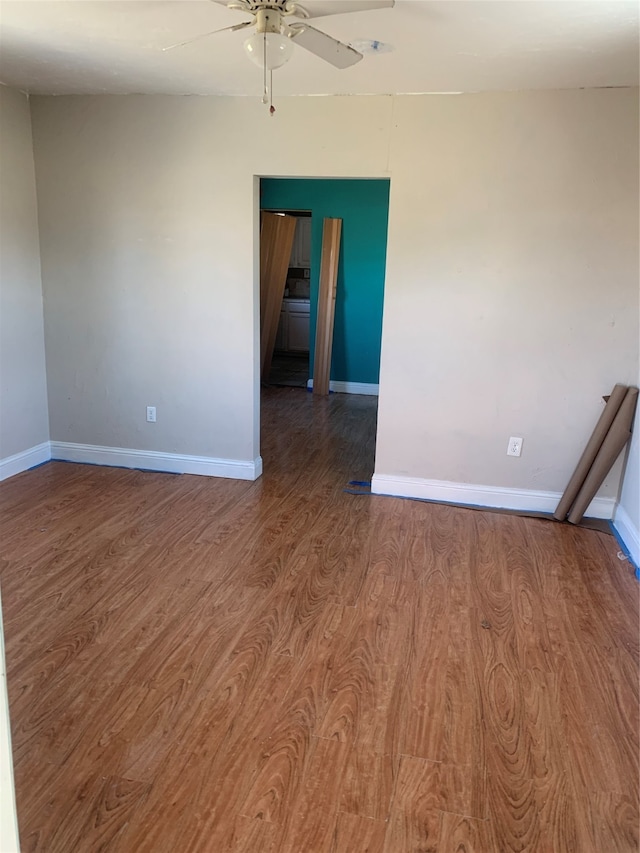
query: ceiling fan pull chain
262 32 269 104
269 69 276 115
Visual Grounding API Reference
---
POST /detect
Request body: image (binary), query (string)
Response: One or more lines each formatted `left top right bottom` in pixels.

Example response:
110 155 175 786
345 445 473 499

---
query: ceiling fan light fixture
244 31 294 70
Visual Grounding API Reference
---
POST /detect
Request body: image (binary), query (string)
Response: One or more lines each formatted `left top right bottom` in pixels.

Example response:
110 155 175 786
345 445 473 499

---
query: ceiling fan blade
210 0 253 10
288 23 363 68
293 0 394 20
162 20 252 52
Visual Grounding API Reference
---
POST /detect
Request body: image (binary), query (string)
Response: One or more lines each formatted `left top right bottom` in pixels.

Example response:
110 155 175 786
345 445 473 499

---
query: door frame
253 174 392 476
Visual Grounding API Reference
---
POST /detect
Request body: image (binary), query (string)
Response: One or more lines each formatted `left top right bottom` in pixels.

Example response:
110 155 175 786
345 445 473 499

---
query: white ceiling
0 0 638 97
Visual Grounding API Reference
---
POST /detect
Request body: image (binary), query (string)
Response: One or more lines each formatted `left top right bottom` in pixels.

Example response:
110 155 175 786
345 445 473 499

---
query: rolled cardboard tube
553 383 628 521
567 386 639 525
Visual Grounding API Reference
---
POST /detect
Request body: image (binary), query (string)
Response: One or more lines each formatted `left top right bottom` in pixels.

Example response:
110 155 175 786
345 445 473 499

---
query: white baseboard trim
371 473 616 519
612 504 640 567
0 442 51 482
306 380 379 396
51 442 262 481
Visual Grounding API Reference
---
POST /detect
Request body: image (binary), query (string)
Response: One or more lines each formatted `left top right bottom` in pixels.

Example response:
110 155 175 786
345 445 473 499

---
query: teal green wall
260 178 390 385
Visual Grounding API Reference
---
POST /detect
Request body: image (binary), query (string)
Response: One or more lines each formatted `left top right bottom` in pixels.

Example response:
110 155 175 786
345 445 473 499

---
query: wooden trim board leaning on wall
313 218 342 397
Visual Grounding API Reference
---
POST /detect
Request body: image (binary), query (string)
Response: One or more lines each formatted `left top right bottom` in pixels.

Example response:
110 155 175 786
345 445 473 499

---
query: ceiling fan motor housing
235 0 305 12
255 8 284 34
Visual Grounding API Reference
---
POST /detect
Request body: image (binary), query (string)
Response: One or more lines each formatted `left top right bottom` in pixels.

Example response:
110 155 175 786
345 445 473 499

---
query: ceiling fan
163 0 394 111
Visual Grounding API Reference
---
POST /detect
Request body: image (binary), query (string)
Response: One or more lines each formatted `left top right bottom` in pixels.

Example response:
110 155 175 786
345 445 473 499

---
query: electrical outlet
146 406 156 423
507 436 523 457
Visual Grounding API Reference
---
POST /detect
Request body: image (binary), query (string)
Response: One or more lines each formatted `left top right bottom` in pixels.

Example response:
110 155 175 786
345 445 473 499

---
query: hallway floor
268 352 309 388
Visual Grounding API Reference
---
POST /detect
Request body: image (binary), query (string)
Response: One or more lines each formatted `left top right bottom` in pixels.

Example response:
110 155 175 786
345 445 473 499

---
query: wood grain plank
397 565 451 761
228 815 277 853
339 748 398 821
574 790 639 853
19 773 151 853
274 736 349 853
332 812 387 853
469 514 586 853
394 754 485 820
382 809 442 852
238 655 332 826
438 811 496 853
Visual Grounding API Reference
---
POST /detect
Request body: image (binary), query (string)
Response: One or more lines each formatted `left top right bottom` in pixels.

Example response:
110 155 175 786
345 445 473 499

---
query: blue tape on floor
27 460 51 472
609 521 640 579
51 459 180 475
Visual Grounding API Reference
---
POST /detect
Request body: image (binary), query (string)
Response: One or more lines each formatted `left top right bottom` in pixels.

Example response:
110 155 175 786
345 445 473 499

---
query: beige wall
0 86 49 464
377 90 639 499
30 89 638 499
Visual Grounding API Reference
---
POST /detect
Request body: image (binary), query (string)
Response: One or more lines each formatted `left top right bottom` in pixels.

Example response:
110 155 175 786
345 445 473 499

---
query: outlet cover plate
507 436 523 457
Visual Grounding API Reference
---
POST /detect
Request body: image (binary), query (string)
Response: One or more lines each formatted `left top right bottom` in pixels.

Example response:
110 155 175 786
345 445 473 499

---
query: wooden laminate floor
1 388 638 852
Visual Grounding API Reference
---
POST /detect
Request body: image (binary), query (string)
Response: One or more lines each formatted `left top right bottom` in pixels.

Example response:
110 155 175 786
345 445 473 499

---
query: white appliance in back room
275 215 311 355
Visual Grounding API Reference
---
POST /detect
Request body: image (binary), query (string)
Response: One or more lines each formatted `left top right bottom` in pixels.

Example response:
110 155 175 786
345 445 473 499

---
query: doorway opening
258 177 390 477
